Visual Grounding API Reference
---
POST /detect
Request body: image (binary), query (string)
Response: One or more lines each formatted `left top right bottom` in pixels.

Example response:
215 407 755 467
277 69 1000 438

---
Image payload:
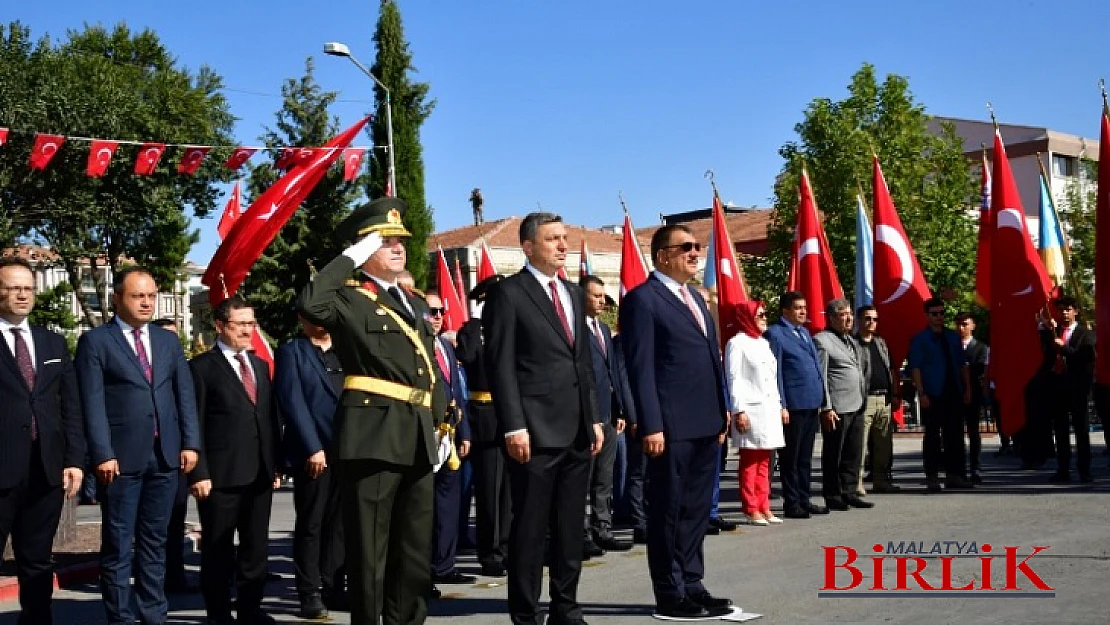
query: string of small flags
0 126 377 181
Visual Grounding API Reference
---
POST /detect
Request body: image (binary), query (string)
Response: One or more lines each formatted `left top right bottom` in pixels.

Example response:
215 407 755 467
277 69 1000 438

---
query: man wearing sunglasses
854 305 898 494
908 298 973 492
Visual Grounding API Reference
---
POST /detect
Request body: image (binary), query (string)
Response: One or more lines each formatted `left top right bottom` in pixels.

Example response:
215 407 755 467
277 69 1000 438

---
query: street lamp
324 41 396 197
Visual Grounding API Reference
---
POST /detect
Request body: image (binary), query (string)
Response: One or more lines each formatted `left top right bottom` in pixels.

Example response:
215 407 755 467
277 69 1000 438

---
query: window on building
1052 154 1077 178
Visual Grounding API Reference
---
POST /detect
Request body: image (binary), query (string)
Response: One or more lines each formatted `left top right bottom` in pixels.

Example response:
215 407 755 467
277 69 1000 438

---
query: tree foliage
1056 159 1098 315
744 64 979 314
240 58 368 343
0 21 234 326
370 0 435 286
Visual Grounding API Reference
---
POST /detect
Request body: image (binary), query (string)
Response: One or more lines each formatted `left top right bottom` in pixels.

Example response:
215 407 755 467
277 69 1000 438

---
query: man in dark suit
77 266 200 625
764 291 827 519
956 312 989 483
620 225 733 620
611 332 647 543
484 212 603 625
1048 296 1096 483
188 296 281 625
580 275 634 552
0 256 85 625
276 316 346 619
297 197 447 625
455 276 511 578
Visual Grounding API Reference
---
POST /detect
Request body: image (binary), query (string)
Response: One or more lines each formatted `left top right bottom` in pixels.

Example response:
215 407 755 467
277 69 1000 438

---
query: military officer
297 197 447 625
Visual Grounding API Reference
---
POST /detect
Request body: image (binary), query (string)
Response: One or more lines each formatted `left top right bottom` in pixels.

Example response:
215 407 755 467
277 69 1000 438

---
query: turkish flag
974 149 993 309
273 148 297 170
477 239 497 282
224 147 256 170
453 257 470 322
787 168 843 333
250 327 275 379
202 117 369 305
1095 105 1110 384
216 181 242 240
177 146 211 175
436 248 466 332
86 140 119 177
0 128 9 148
29 133 65 171
343 147 366 182
872 156 931 380
990 129 1051 436
134 143 165 175
711 195 750 347
619 212 649 300
578 238 593 280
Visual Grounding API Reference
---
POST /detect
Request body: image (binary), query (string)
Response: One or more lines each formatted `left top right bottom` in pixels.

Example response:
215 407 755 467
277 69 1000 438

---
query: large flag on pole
1096 92 1110 384
990 129 1052 436
477 238 497 282
710 194 749 347
854 193 873 312
436 247 466 332
787 167 843 333
578 236 594 280
1036 165 1068 286
619 212 649 299
702 225 717 292
216 181 242 240
974 148 993 308
453 257 470 322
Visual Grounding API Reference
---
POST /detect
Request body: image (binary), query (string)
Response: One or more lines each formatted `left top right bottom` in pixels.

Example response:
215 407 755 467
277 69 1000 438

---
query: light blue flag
855 194 873 311
1037 173 1067 285
702 222 717 291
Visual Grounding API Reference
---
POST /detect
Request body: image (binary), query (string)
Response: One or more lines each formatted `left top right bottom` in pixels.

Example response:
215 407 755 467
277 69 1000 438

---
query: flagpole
987 101 999 131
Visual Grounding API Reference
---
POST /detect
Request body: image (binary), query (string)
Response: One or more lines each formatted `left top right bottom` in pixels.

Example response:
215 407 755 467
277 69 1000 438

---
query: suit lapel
211 347 254 405
518 269 573 351
108 319 149 384
0 328 28 391
303 340 336 400
379 286 416 327
648 277 700 331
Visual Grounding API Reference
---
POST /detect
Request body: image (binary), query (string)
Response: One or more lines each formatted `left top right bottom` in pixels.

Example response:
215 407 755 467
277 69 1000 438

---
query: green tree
1056 158 1097 315
28 281 78 330
0 22 234 326
744 64 978 314
370 0 435 287
240 58 368 343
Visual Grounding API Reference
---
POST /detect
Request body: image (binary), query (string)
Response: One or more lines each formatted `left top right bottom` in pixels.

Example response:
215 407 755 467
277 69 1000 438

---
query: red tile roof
1 244 60 263
429 217 628 254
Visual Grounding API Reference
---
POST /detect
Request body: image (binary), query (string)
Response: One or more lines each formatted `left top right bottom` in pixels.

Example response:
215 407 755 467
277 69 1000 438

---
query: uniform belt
869 391 890 397
470 390 493 403
344 375 432 408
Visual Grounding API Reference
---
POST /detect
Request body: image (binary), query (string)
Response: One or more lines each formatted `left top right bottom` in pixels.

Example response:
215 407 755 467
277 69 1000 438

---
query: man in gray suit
813 299 873 511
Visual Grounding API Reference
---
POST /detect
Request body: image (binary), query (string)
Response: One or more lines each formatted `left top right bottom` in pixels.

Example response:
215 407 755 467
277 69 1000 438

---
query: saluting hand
507 431 531 463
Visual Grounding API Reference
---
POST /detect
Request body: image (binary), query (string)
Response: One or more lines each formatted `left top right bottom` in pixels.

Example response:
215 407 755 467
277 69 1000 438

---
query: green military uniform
297 197 446 625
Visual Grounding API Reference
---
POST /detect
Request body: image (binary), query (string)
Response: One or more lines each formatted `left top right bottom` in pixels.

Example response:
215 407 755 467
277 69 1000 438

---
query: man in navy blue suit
620 224 732 620
275 316 346 619
764 291 828 519
76 266 200 625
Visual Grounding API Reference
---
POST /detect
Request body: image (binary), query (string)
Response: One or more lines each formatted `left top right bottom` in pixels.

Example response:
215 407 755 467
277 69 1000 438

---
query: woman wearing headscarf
724 300 787 525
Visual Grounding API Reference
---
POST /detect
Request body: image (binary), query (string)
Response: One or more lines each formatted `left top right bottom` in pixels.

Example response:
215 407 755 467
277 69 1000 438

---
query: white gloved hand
342 232 383 266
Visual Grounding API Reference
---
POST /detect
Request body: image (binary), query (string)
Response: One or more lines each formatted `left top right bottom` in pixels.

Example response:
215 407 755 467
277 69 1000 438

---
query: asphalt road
5 435 1109 625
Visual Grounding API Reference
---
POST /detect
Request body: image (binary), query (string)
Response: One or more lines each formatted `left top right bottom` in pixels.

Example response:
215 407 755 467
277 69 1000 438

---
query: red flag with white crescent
711 195 750 347
787 168 843 333
250 327 275 379
29 133 65 171
0 128 9 148
273 148 297 171
343 148 366 182
436 248 466 332
217 181 242 240
86 140 119 177
177 146 211 175
224 147 256 170
1096 103 1110 384
619 212 649 300
134 143 166 176
477 239 497 282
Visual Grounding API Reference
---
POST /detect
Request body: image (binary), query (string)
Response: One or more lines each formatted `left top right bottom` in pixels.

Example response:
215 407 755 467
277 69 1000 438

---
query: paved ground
5 435 1110 624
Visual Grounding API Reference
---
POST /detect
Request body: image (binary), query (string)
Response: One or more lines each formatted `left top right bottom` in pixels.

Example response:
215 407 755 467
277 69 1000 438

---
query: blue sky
10 0 1110 264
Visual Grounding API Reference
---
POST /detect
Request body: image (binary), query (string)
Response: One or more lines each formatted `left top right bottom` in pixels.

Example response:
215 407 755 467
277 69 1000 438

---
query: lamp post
324 41 396 197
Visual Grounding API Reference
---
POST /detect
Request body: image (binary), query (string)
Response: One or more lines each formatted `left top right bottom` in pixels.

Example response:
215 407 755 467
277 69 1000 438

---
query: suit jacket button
417 368 425 376
363 399 370 405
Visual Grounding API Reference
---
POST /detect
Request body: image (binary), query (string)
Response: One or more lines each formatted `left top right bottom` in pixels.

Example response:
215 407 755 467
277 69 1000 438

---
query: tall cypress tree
370 0 435 287
241 57 367 343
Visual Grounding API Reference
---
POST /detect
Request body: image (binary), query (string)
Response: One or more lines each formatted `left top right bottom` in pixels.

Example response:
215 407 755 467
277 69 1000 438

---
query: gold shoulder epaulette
345 279 361 288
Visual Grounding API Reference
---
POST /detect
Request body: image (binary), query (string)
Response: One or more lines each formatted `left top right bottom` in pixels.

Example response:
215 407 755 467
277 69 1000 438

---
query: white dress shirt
216 340 253 384
525 263 574 340
652 270 707 331
0 317 36 371
116 317 152 363
366 274 415 319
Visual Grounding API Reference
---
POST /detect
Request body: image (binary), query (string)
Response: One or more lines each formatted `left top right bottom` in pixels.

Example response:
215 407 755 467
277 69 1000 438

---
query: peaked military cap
338 196 412 244
468 274 505 302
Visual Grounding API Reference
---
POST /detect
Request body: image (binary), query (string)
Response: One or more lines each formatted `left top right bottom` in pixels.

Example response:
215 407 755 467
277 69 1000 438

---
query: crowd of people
0 199 1105 625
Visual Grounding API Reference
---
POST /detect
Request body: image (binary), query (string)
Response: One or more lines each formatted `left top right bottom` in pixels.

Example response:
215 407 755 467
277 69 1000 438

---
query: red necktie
132 328 159 437
680 287 707 335
593 319 607 357
236 353 257 404
549 280 573 344
435 341 450 380
11 328 37 440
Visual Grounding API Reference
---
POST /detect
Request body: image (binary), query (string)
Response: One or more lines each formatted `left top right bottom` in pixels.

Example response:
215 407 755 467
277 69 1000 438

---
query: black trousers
431 463 463 576
507 442 592 625
0 444 64 625
292 466 345 596
780 409 819 510
470 437 511 569
820 408 864 502
339 458 433 625
165 470 189 585
587 422 619 539
197 475 274 621
963 400 983 473
1020 375 1056 466
921 393 966 481
1053 382 1093 477
622 432 649 530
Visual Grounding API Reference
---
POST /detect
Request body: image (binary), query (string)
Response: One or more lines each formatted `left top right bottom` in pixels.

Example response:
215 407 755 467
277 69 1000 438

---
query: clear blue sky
10 0 1110 264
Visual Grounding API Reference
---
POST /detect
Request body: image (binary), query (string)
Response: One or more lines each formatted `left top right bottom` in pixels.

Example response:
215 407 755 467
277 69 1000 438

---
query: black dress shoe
805 503 830 515
595 536 633 551
480 562 507 577
583 539 605 559
845 496 875 509
430 584 442 599
704 524 721 536
689 591 733 610
165 574 200 594
299 592 328 620
709 517 739 532
433 571 477 584
1079 473 1093 483
632 527 648 544
784 507 810 519
825 498 850 511
945 477 974 489
657 597 710 619
324 590 350 611
1049 471 1070 483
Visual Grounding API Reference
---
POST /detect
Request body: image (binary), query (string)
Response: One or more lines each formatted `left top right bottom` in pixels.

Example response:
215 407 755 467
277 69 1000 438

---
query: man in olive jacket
297 197 447 625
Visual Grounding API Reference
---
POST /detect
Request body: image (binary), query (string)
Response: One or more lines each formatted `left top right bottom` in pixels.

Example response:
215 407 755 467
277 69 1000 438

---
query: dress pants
963 400 983 474
587 422 618 539
292 466 345 596
821 408 864 503
164 470 189 586
780 409 819 511
858 396 893 491
1053 382 1093 477
738 449 772 515
198 474 274 622
646 436 718 606
432 463 463 576
339 458 433 625
470 437 511 570
0 443 65 625
507 442 592 625
921 392 966 481
100 448 176 625
620 433 648 531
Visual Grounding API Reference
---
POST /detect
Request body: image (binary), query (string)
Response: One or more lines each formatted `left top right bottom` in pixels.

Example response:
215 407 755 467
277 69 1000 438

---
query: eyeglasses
427 308 445 317
0 286 35 295
225 320 258 329
862 316 878 322
927 310 946 317
662 241 702 253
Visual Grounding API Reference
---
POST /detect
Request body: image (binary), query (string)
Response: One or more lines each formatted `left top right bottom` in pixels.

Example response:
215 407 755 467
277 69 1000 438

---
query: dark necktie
435 340 450 380
236 353 257 404
387 286 414 325
593 319 607 357
11 328 37 440
132 328 158 437
549 280 573 344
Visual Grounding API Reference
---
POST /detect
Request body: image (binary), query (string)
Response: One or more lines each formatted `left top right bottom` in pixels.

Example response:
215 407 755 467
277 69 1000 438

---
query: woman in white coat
724 301 787 525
